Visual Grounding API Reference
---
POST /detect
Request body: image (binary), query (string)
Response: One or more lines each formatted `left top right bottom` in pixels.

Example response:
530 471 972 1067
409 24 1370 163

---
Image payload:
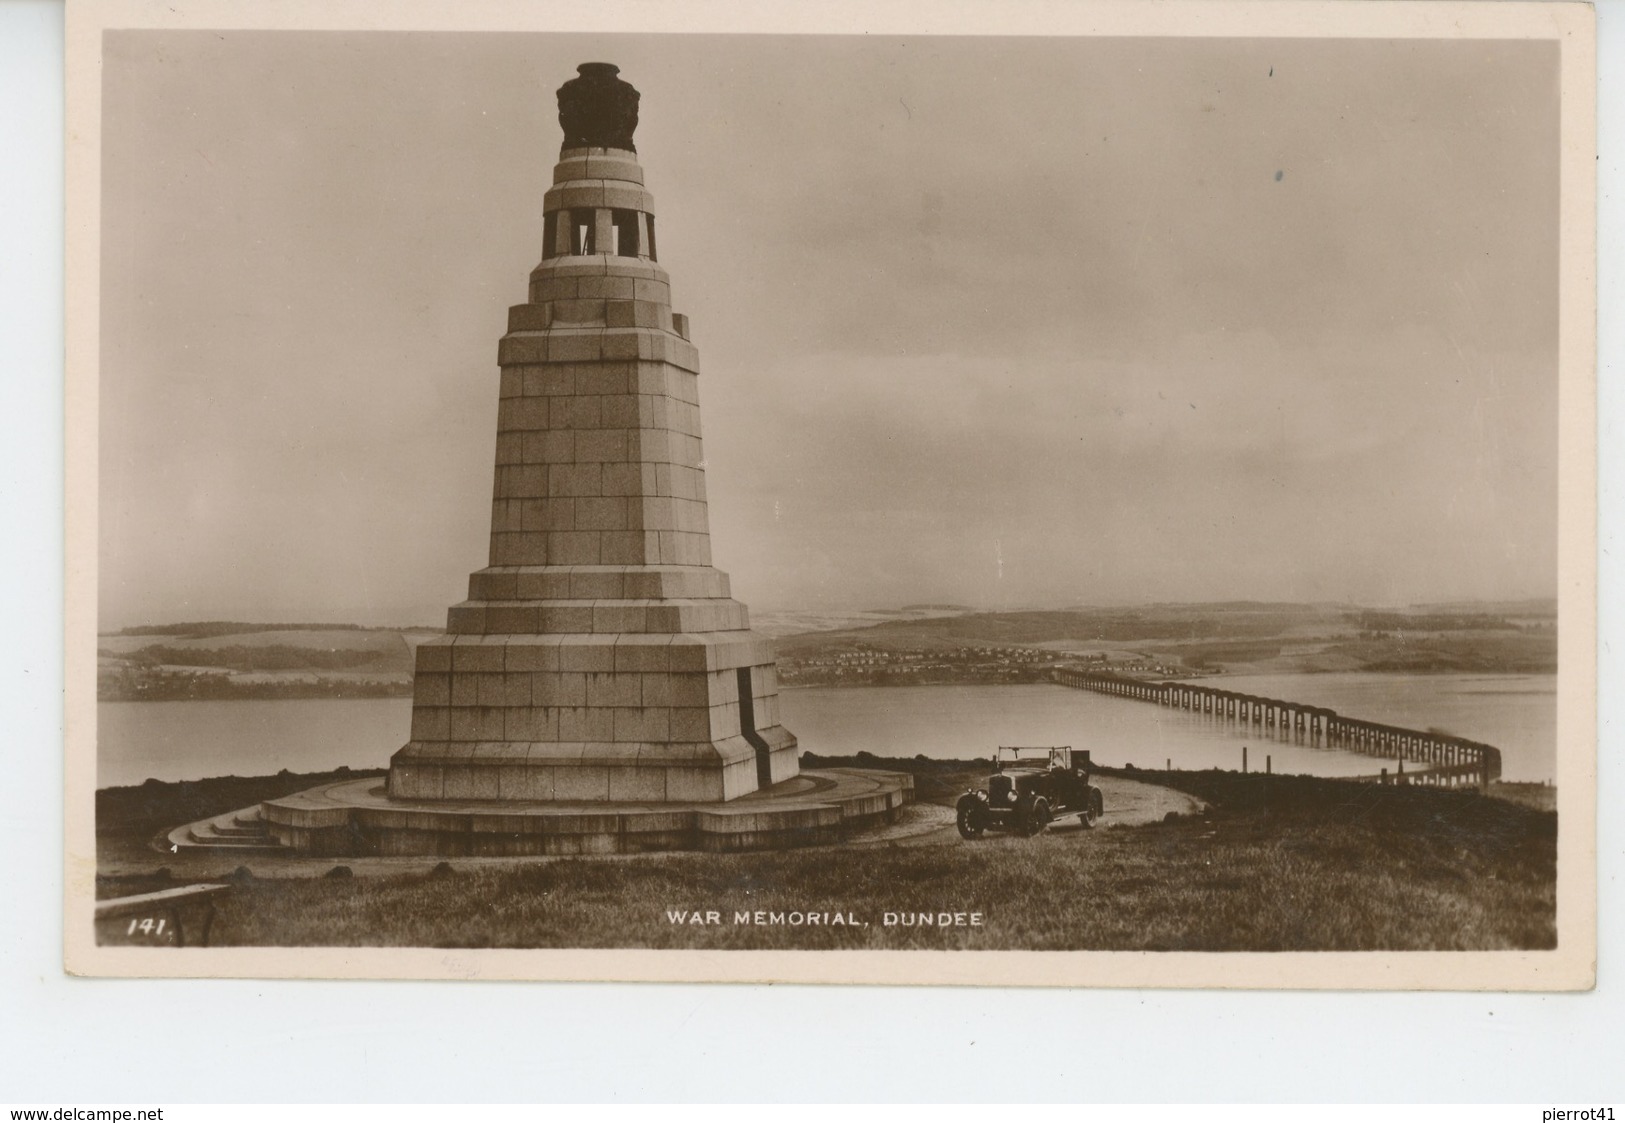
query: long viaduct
1051 668 1501 790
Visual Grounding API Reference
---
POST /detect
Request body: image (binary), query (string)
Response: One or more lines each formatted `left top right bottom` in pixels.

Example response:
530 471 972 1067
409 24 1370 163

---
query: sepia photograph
63 0 1597 987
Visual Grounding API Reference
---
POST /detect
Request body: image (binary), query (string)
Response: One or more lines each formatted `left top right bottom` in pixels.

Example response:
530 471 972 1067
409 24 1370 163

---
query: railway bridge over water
1051 669 1501 790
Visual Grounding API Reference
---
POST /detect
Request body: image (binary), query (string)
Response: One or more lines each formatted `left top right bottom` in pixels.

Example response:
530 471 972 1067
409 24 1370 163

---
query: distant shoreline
96 603 1557 702
96 665 1560 704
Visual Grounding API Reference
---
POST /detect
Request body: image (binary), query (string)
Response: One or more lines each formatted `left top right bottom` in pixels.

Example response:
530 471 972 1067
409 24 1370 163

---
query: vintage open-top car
955 746 1104 838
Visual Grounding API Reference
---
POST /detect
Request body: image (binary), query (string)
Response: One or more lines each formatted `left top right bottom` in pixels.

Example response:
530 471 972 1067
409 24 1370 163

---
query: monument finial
556 61 640 152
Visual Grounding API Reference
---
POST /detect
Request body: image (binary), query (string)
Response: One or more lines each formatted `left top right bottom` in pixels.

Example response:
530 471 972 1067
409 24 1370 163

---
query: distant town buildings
776 644 1186 687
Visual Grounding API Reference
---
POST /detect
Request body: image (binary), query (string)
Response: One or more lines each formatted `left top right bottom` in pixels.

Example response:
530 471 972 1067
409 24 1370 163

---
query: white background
3 0 1620 1103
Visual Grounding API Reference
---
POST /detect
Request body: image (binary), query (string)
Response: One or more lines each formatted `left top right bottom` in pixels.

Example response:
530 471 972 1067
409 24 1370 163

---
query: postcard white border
61 0 1599 990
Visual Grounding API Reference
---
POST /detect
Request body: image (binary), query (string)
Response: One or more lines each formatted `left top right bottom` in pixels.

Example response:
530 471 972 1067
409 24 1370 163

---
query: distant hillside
750 604 976 638
773 603 1350 657
1411 599 1557 617
119 621 351 638
98 623 441 701
98 599 1558 700
772 601 1556 680
114 621 438 638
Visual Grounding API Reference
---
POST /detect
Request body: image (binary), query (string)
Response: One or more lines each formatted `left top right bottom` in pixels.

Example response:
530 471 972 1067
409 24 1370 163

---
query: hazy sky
99 32 1560 628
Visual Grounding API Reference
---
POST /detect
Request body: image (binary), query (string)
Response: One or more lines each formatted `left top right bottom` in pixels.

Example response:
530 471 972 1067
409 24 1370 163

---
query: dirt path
1094 774 1207 825
841 773 1206 848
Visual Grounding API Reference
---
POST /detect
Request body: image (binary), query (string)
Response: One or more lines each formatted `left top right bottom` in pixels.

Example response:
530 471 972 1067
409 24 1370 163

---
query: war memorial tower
252 65 911 856
389 63 800 803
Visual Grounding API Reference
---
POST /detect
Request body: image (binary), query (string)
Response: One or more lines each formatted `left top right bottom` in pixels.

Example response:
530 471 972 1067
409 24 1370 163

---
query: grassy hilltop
96 756 1554 951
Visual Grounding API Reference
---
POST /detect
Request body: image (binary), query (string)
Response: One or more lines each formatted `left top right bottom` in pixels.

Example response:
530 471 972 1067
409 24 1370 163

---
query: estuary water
96 671 1556 789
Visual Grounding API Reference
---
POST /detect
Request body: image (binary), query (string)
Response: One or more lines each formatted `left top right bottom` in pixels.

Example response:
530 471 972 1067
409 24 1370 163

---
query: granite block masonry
388 62 798 804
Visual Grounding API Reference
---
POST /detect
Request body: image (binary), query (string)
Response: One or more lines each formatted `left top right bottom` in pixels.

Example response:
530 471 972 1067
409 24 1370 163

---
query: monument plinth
386 63 799 804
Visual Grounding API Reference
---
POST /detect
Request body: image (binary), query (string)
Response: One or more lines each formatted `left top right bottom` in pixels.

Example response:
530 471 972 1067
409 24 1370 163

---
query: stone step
186 826 272 847
165 804 285 854
210 821 268 838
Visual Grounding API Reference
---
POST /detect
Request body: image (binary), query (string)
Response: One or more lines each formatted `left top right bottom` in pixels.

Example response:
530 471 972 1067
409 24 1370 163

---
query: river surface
95 672 1556 789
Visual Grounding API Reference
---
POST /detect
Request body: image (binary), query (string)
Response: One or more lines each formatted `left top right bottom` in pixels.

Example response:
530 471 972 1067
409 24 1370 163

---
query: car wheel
1080 787 1103 829
1026 797 1051 836
956 795 986 840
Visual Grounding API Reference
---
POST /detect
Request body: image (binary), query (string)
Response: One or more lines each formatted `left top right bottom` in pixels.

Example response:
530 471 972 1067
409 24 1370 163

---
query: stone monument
388 62 800 804
245 65 911 856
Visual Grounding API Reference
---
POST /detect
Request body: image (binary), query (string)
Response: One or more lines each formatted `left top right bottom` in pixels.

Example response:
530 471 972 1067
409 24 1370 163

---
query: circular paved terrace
257 767 915 857
161 771 1204 871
